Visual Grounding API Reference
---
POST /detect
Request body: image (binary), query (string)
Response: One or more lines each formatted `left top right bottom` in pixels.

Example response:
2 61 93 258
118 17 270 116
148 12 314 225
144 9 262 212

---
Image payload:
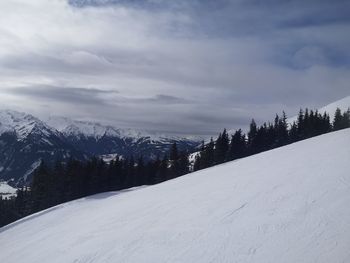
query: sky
0 0 349 136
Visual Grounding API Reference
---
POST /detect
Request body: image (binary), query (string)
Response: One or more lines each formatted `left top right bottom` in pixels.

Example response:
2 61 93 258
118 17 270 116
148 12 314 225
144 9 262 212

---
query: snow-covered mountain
1 128 349 263
46 116 121 140
0 110 200 184
0 110 86 184
0 110 60 141
46 115 201 160
46 115 200 142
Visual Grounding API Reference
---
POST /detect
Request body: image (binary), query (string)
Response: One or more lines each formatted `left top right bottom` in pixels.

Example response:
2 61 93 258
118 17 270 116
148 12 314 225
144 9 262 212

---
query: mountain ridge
0 110 200 184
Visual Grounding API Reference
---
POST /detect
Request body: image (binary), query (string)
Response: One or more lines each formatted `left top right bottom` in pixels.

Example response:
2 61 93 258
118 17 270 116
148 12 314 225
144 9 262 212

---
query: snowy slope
1 128 349 263
319 95 350 117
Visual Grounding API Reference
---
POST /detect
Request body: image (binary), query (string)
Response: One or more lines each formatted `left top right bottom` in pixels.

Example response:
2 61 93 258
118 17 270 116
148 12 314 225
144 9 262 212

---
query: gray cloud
6 85 119 105
0 0 349 136
146 95 190 104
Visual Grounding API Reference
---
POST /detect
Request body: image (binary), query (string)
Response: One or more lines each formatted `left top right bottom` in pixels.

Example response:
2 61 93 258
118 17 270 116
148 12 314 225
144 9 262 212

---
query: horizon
0 95 349 138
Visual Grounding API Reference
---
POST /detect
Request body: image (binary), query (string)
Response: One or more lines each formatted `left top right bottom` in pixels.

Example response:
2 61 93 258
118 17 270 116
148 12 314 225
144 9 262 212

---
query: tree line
0 143 189 227
194 107 349 170
0 107 349 227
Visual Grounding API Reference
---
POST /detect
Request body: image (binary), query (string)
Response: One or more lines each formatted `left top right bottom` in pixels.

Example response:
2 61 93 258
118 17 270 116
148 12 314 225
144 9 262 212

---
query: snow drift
1 129 350 263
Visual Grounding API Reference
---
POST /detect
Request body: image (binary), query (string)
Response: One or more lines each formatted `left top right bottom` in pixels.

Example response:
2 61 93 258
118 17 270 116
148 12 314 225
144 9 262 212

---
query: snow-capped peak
46 115 202 142
0 110 58 140
46 116 123 140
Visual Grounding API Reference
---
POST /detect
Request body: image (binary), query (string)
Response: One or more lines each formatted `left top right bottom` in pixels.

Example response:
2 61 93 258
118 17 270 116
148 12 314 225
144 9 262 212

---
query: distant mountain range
1 96 348 185
0 110 201 185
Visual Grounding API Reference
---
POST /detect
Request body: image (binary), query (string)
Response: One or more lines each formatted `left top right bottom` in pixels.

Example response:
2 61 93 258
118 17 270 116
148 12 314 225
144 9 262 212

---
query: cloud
5 85 119 105
0 0 349 136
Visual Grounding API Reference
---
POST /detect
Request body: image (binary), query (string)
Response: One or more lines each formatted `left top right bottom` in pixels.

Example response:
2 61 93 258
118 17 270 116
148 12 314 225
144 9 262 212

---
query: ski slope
1 129 350 263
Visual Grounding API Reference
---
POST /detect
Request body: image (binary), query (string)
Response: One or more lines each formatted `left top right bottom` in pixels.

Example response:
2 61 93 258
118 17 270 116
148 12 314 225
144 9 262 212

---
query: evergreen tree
344 108 350 128
156 155 169 183
169 143 179 162
125 156 136 188
51 160 65 205
275 112 289 146
169 143 180 178
178 152 190 175
289 122 299 142
136 156 145 186
247 119 258 153
333 108 343 131
214 129 229 164
227 129 246 161
201 138 215 168
30 160 51 212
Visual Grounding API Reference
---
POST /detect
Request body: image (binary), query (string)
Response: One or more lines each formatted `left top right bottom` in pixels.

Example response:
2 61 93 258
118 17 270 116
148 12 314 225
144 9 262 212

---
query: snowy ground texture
1 129 350 263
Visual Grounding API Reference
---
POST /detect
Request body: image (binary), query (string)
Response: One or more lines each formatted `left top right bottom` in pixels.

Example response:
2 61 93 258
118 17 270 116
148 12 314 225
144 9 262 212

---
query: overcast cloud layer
0 0 349 136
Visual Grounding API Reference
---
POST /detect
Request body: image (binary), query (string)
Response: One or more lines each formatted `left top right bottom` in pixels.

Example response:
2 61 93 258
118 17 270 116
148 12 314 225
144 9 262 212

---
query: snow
0 128 349 262
319 95 350 118
22 160 41 182
100 153 121 163
46 115 202 142
0 181 17 199
46 116 118 139
0 110 59 141
0 111 201 144
188 151 200 171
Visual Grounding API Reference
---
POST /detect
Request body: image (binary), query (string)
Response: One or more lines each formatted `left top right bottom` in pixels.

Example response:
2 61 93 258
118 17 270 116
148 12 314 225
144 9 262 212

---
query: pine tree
297 108 304 140
156 155 168 183
136 156 145 186
169 143 179 162
227 129 246 161
193 153 201 172
344 108 350 128
275 112 289 146
333 108 343 131
289 122 299 142
214 129 229 164
201 138 215 168
30 160 51 212
248 119 258 153
178 152 190 175
125 156 135 188
169 143 180 178
51 160 65 205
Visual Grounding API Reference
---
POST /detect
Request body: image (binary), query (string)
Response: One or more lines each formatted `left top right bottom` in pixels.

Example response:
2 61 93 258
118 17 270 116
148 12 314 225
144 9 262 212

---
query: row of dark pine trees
193 107 349 170
0 107 349 227
0 143 189 227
